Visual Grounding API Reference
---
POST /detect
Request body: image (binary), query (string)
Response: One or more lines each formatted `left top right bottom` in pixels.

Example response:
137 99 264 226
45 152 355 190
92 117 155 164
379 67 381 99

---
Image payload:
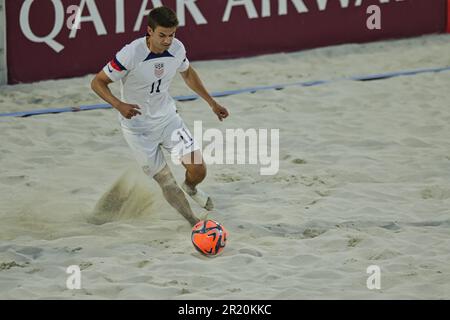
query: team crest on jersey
154 63 164 78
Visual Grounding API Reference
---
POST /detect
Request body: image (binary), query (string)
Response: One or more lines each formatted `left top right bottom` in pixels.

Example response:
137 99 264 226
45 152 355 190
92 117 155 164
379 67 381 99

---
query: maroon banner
447 0 450 33
5 0 447 84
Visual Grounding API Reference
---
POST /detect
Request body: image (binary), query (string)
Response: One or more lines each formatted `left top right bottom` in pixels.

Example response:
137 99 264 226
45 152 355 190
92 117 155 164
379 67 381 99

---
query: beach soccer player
91 6 229 226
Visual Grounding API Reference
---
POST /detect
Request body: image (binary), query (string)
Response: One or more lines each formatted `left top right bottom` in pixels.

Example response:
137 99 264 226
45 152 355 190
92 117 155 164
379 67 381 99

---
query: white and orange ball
191 220 228 256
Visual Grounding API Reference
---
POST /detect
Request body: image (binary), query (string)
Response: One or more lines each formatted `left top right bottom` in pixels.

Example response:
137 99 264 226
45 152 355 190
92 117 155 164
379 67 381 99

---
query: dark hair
148 6 179 30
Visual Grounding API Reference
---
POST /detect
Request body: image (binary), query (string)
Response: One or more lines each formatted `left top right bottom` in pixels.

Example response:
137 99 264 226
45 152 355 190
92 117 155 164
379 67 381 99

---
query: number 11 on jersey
150 79 162 94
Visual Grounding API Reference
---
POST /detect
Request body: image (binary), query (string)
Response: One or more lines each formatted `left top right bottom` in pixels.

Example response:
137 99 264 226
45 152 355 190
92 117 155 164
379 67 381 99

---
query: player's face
148 26 177 51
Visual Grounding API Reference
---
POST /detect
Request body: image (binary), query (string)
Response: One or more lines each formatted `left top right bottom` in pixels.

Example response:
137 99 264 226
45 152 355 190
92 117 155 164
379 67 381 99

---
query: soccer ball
191 220 228 256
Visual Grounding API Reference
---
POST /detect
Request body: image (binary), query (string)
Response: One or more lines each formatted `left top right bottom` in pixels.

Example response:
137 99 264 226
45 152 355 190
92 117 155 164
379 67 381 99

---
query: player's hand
210 101 229 122
117 102 141 119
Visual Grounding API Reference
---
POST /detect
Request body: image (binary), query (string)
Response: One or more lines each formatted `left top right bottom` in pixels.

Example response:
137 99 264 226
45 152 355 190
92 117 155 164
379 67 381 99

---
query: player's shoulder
168 38 187 57
117 36 148 62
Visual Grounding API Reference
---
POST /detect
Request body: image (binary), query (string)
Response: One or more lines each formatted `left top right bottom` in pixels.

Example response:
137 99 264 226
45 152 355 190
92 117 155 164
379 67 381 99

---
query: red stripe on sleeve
110 60 122 72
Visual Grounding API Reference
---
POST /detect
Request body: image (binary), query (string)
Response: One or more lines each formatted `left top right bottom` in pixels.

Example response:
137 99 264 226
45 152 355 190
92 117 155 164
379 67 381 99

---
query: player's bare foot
182 182 214 211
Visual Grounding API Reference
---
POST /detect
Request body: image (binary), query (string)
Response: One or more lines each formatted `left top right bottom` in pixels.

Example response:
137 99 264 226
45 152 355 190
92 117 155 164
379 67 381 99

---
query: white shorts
122 114 200 177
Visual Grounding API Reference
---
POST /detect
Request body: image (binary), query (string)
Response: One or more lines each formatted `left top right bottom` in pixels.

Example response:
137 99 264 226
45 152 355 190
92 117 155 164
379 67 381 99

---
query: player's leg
121 128 200 226
180 151 214 211
182 150 206 190
162 115 214 211
153 164 200 227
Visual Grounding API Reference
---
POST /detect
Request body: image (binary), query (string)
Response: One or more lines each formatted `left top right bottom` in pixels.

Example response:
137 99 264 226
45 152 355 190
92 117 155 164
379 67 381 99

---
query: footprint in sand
292 158 307 164
421 186 450 200
7 136 35 147
0 175 28 185
238 248 263 257
0 261 30 271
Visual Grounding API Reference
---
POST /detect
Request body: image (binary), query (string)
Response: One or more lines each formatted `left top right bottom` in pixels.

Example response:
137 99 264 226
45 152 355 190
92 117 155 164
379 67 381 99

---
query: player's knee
153 165 171 183
187 163 206 183
195 163 207 181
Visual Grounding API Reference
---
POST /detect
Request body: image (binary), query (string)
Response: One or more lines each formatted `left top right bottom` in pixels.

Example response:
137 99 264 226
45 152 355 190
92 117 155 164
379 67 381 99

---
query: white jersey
103 36 190 132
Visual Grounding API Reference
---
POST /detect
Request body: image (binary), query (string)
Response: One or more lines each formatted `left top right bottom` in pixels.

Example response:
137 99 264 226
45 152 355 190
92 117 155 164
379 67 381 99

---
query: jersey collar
143 36 174 61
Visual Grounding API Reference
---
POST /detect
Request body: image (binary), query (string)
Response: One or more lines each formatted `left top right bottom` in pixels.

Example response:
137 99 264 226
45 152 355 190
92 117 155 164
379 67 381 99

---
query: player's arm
91 70 141 119
180 66 229 122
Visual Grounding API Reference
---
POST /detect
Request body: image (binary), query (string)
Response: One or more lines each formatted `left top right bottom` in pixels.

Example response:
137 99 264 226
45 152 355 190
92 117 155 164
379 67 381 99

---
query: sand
0 34 449 299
